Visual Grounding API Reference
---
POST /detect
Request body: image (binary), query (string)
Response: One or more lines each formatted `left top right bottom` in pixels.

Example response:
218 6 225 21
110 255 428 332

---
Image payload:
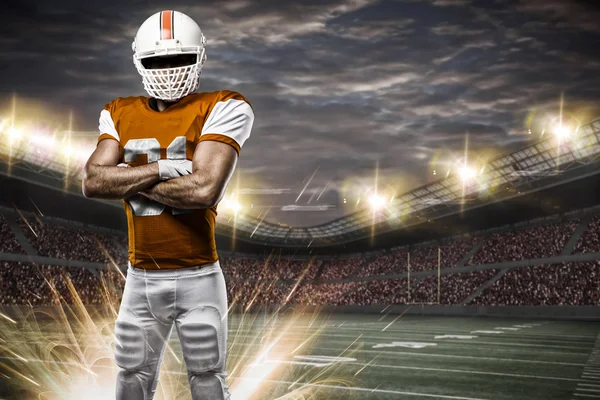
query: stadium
0 104 599 400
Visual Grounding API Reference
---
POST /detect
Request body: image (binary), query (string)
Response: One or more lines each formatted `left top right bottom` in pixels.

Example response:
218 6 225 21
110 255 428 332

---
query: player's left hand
157 159 193 180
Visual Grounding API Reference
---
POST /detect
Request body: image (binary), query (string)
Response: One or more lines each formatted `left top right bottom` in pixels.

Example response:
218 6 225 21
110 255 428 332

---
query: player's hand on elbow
157 159 193 180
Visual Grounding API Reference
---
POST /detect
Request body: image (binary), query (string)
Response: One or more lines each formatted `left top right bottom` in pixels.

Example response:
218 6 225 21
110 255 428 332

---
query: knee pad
114 319 147 371
177 305 223 372
189 372 228 400
116 369 147 400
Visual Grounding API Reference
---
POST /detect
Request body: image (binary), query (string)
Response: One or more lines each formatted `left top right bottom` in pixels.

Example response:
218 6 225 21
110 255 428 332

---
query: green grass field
223 313 600 400
0 312 599 399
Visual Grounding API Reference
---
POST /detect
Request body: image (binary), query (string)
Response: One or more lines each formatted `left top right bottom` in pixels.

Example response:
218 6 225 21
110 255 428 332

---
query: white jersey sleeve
200 94 254 153
97 101 120 144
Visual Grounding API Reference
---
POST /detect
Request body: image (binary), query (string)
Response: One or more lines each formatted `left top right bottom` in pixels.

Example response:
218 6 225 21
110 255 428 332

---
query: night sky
1 0 600 226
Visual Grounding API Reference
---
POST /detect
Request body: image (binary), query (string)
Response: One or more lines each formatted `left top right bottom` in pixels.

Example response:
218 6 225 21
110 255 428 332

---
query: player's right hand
157 159 193 180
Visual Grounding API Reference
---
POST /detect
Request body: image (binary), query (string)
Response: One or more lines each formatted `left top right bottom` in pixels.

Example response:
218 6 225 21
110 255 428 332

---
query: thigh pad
114 319 147 371
177 305 223 372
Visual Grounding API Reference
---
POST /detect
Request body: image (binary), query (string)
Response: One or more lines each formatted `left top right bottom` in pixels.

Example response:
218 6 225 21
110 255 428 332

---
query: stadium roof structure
218 118 600 246
1 118 600 248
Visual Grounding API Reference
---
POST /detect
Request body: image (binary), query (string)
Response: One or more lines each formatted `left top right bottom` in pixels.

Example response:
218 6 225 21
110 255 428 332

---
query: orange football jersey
97 90 254 270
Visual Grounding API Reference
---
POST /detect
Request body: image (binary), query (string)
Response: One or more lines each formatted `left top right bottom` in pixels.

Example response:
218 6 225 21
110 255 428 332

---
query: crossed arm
82 139 238 209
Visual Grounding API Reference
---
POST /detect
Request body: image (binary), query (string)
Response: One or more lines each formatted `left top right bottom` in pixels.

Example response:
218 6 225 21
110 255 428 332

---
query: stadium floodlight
368 194 386 210
6 126 22 144
63 145 74 158
553 124 571 140
30 134 55 148
457 165 476 182
220 197 242 215
231 202 242 214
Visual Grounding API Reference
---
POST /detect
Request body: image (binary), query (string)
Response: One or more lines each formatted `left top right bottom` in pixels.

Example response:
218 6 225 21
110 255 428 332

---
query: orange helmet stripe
160 10 173 40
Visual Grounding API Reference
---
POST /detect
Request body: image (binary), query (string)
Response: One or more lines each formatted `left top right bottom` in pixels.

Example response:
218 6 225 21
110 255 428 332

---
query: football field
0 311 599 400
224 312 600 400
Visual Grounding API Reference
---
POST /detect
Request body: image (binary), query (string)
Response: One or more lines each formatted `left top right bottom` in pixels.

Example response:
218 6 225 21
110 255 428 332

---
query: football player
82 10 253 400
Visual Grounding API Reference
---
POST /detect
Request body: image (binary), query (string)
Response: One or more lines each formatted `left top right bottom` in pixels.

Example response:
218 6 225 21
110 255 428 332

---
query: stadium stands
17 216 128 265
0 215 25 254
318 257 365 280
0 212 599 307
467 221 579 265
469 262 600 306
573 216 600 254
0 261 114 306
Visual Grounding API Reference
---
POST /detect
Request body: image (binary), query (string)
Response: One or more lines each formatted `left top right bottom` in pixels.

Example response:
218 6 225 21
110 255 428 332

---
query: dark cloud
0 0 599 226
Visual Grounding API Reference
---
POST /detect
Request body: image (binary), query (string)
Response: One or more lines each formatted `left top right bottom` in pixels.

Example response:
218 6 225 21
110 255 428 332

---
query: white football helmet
132 10 207 101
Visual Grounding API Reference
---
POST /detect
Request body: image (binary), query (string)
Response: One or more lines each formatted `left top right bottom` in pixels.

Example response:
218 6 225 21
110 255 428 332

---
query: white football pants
114 262 231 400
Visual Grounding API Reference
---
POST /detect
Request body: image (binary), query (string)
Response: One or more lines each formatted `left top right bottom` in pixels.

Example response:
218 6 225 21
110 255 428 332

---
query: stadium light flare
220 197 243 215
63 145 74 158
457 165 476 182
231 202 242 214
553 124 571 140
30 133 56 148
6 126 22 143
368 194 386 210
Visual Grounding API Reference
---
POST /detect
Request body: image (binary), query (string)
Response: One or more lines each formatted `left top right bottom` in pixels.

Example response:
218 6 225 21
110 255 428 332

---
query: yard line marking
307 344 589 360
230 331 593 350
288 321 596 340
269 324 597 340
341 362 582 382
494 327 520 331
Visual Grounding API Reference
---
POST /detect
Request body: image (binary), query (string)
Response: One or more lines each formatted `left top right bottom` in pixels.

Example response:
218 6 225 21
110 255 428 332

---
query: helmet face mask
132 11 207 102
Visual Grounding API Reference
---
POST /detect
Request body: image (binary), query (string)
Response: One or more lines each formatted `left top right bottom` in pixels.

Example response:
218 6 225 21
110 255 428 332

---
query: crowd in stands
573 216 600 254
0 260 597 307
354 237 478 278
344 278 413 305
318 257 364 280
276 259 322 280
0 215 25 254
470 262 600 306
467 221 579 265
220 257 322 281
0 261 115 306
0 213 599 307
289 282 360 306
221 257 266 281
17 216 128 265
410 269 497 304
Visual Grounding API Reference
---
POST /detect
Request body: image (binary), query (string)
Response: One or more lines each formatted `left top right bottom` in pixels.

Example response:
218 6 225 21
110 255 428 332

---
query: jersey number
123 137 192 216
